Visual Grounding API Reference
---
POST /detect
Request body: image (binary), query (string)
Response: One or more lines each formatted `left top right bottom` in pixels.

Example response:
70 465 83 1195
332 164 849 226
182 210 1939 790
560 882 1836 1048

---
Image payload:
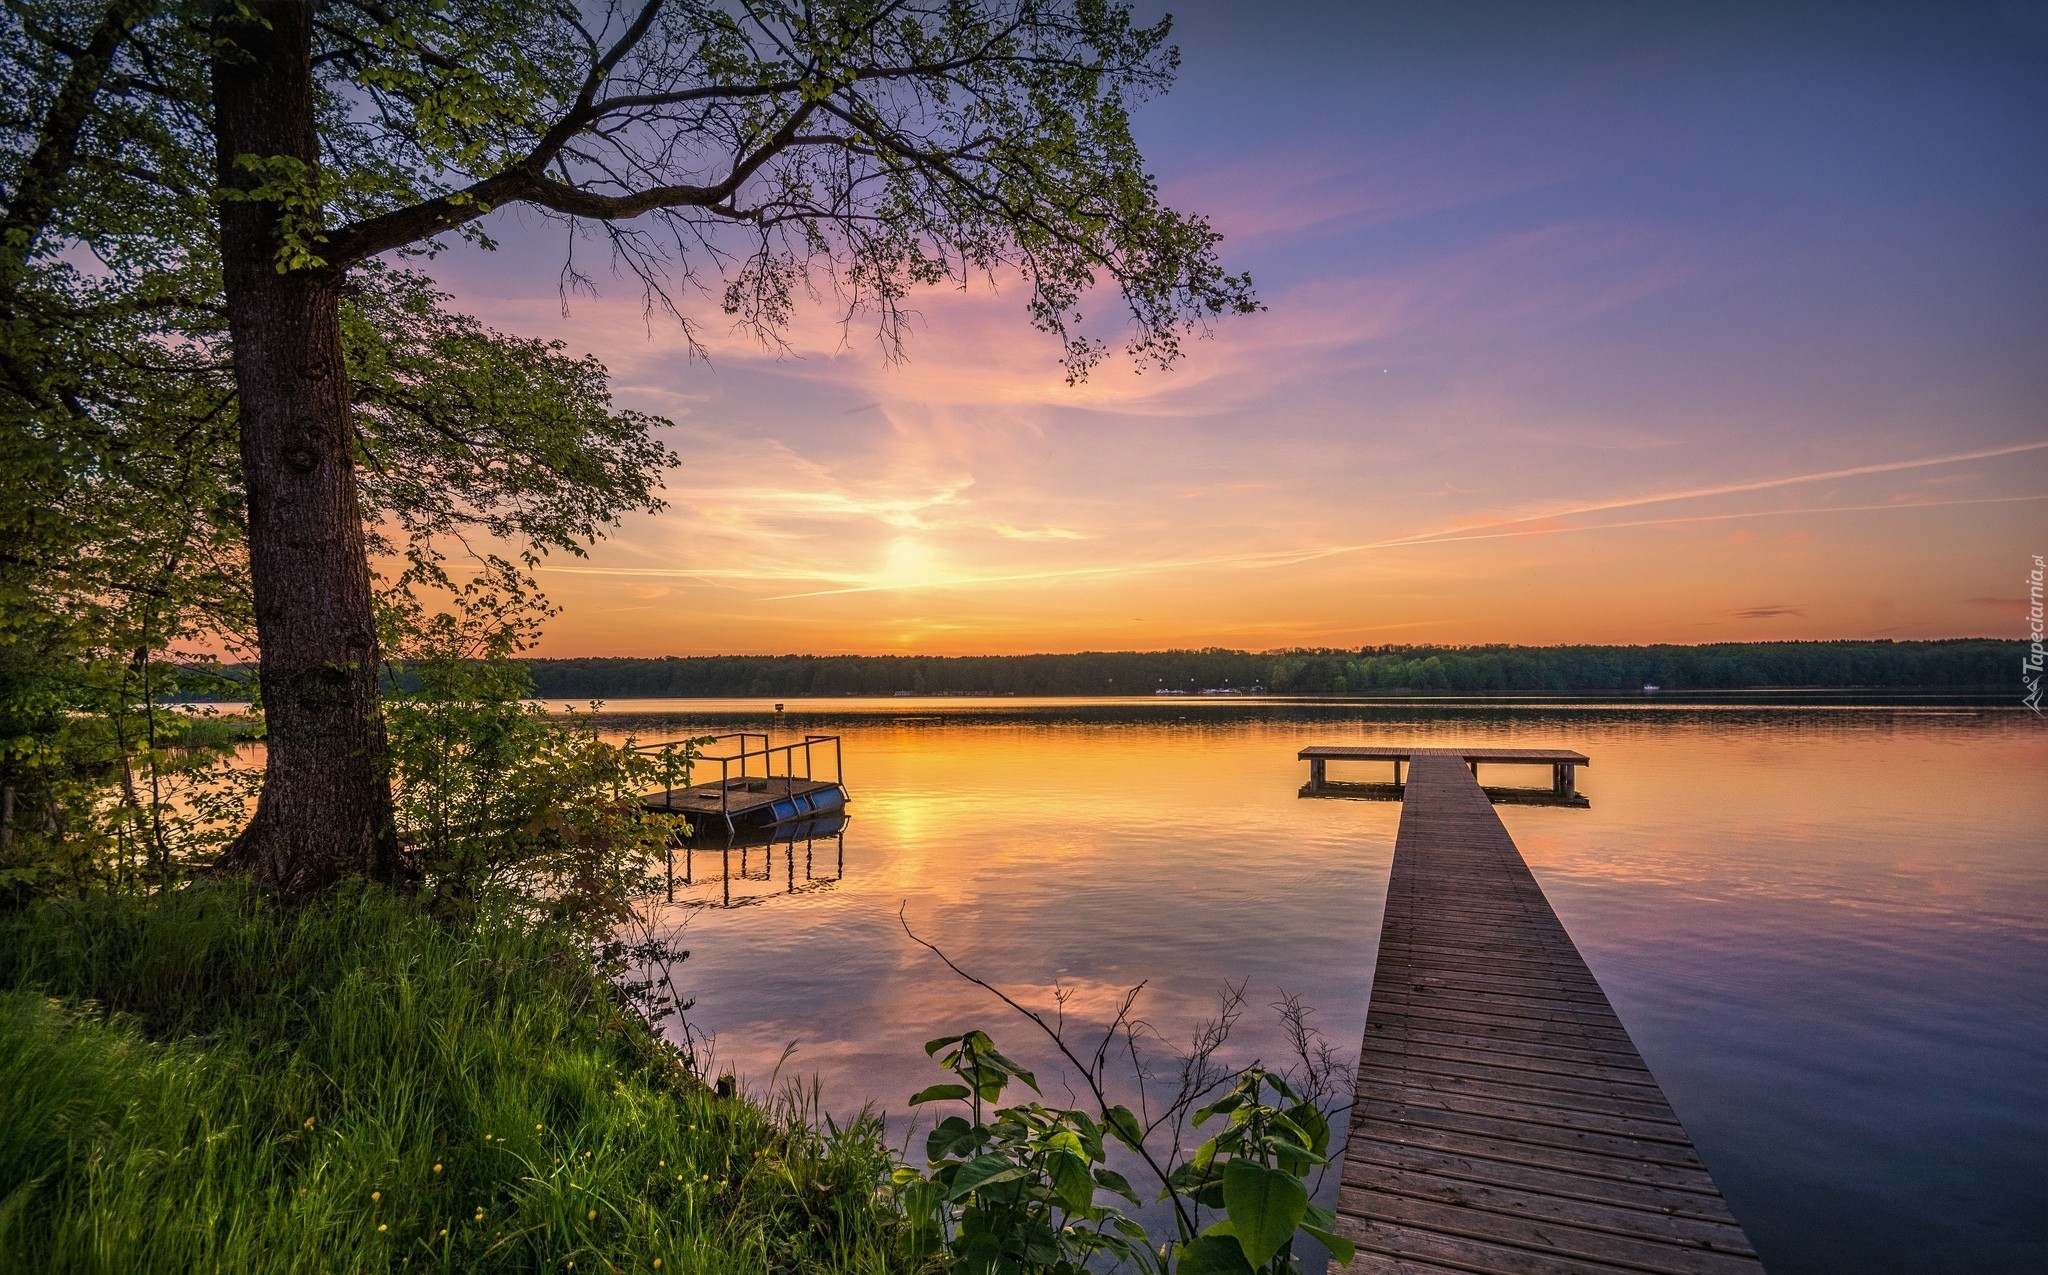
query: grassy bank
0 885 913 1274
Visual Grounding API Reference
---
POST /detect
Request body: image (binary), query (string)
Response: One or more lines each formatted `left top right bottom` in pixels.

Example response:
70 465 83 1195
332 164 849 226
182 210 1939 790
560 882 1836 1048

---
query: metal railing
632 732 846 827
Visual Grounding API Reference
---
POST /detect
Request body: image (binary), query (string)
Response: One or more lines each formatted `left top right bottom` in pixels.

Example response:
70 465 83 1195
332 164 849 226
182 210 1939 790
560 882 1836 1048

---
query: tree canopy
0 0 1256 890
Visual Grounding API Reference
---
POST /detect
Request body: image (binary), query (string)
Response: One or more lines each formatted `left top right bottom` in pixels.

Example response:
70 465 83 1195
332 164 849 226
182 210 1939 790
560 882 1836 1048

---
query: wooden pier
1329 752 1765 1274
1301 745 1588 803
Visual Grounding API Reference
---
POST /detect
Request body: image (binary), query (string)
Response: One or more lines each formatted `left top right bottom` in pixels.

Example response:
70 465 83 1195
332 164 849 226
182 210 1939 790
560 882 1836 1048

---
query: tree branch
0 0 158 302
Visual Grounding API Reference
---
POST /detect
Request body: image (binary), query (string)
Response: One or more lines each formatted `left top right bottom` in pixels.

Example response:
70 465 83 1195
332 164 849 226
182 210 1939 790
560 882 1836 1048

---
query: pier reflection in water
662 812 849 909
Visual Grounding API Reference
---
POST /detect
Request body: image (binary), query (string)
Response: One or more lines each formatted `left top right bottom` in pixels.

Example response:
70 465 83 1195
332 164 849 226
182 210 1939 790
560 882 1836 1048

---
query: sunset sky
430 0 2047 657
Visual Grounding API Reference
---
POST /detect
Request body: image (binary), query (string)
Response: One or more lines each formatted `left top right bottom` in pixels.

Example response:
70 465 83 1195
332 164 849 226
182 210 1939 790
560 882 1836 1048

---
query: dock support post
1562 764 1577 798
1393 759 1402 786
1309 758 1326 791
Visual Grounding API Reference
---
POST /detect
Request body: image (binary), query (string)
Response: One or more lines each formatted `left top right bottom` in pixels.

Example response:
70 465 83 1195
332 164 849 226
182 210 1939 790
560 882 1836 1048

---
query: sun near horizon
430 1 2043 660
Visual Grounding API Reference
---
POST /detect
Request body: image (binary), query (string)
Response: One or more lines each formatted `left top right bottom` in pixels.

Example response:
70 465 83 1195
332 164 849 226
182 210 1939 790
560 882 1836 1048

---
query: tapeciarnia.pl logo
2026 554 2044 715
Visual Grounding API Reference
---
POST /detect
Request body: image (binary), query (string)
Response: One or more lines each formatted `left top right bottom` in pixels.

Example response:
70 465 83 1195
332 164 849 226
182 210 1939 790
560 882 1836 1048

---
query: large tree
5 0 1255 892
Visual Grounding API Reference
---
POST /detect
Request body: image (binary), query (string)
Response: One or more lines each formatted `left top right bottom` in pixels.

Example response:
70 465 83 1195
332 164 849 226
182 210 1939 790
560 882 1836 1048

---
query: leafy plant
897 913 1357 1274
894 1030 1153 1274
896 1032 1353 1275
380 571 677 933
1168 1068 1354 1274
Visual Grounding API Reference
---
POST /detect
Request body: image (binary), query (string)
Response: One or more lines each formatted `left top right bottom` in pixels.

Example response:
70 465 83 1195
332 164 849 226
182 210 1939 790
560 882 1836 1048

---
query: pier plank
1337 753 1765 1273
1341 1167 1753 1252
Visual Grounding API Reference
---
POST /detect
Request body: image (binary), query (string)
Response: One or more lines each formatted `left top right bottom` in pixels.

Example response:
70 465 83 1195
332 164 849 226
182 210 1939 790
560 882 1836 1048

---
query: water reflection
588 701 2044 1275
662 814 850 909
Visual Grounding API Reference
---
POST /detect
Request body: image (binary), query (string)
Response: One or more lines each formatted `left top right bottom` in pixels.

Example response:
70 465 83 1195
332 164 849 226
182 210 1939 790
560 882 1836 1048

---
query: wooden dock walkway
1334 753 1764 1274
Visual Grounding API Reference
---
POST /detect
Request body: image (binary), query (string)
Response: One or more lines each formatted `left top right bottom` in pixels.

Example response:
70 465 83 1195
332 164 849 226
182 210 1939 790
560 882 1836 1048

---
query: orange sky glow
423 3 2047 657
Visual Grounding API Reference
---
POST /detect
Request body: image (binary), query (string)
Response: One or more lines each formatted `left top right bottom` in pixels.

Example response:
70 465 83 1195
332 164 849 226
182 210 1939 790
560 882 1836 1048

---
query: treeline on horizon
519 640 2021 699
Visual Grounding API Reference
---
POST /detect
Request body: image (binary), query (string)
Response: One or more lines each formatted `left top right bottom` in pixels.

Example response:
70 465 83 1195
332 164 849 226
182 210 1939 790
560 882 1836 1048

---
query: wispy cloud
1732 605 1804 619
553 490 2046 602
991 524 1089 541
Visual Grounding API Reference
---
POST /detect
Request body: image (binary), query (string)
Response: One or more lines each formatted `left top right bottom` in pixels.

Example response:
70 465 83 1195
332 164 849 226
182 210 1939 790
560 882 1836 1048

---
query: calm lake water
574 698 2046 1275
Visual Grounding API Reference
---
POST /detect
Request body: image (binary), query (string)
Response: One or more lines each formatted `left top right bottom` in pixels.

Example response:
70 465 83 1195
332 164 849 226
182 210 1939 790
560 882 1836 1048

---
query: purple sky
427 0 2048 655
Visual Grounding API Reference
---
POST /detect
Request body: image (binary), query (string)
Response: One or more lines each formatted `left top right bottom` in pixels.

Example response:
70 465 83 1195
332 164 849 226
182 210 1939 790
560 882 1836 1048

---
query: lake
572 697 2045 1275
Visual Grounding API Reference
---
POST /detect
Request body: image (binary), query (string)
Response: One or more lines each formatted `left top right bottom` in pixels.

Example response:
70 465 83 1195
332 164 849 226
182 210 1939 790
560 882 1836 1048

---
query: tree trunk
212 2 404 890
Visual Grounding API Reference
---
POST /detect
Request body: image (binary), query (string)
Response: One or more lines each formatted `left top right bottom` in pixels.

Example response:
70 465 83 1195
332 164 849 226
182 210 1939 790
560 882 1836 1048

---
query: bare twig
901 904 1225 1239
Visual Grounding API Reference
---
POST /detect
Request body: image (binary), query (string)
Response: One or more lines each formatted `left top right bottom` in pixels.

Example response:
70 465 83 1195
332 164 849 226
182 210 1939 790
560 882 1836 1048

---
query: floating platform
1325 751 1765 1273
637 732 849 831
643 777 846 827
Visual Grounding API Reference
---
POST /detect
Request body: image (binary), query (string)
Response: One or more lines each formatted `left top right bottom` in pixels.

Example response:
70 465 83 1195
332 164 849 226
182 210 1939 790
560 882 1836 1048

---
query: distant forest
521 640 2020 699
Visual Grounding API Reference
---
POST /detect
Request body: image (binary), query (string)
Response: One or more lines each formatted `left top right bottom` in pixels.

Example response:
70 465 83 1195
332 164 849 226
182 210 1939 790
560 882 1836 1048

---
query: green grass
0 884 916 1274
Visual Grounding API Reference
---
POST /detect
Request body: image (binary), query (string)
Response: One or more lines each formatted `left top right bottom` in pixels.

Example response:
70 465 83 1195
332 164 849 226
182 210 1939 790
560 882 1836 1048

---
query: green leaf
1221 1157 1308 1267
926 1114 977 1162
1269 1137 1327 1175
924 1034 964 1056
981 1044 1039 1092
1163 1157 1228 1210
1047 1148 1095 1213
1301 1223 1357 1266
1092 1166 1138 1202
946 1153 1031 1201
897 1176 943 1224
1175 1234 1254 1275
1192 1092 1245 1126
1069 1108 1106 1158
1284 1102 1332 1157
1044 1129 1088 1158
1105 1104 1146 1150
908 1083 972 1105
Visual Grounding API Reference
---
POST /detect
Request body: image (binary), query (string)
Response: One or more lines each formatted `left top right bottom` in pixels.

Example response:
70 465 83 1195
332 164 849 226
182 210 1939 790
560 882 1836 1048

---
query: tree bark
212 1 404 890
